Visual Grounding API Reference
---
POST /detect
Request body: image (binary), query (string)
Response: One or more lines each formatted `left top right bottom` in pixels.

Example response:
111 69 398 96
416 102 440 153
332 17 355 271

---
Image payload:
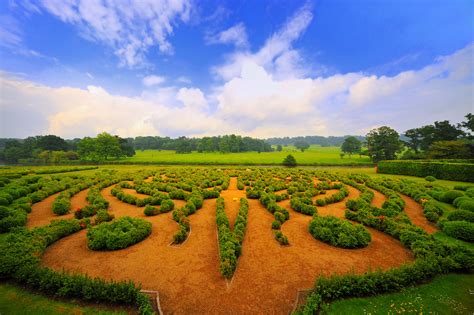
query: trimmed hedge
441 221 474 242
377 160 474 182
87 217 152 250
309 216 371 249
0 219 153 314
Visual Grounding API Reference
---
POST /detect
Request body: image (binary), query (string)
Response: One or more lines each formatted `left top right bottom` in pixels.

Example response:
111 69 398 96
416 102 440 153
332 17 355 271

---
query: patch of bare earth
369 188 387 208
41 183 414 314
401 195 438 234
27 189 90 228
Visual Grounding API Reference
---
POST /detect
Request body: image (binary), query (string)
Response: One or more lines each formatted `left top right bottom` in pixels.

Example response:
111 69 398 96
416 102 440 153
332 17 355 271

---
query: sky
0 0 473 139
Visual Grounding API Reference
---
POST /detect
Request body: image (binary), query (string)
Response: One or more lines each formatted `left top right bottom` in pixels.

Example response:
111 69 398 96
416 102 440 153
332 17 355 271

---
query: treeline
267 135 365 147
134 135 272 153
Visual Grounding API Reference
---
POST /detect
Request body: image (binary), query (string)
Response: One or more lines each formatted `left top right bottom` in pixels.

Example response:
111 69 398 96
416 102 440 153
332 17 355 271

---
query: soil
41 181 414 314
27 189 90 229
400 195 438 234
369 188 387 209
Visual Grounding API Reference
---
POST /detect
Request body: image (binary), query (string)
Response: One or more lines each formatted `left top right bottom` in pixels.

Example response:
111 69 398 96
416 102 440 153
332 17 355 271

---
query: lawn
0 282 127 315
121 145 373 165
326 273 474 314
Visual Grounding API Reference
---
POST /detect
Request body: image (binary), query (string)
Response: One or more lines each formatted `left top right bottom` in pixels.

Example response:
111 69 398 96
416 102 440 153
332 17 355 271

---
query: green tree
36 135 68 151
283 154 297 167
404 128 422 153
176 136 193 154
459 113 474 139
294 141 310 152
276 144 283 152
365 126 402 162
341 136 362 158
427 140 472 159
96 132 121 160
77 137 98 160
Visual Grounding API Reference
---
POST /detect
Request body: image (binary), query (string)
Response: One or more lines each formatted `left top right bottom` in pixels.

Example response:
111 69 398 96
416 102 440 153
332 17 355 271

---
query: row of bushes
259 192 290 244
216 197 249 278
171 192 205 244
0 219 154 314
377 160 474 182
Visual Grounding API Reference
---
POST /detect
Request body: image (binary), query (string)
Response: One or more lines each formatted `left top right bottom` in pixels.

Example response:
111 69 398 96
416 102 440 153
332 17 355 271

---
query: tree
294 140 310 152
427 140 472 159
459 113 474 139
176 137 193 154
77 137 98 160
341 136 362 158
283 154 297 167
276 144 283 152
404 128 422 153
36 135 68 151
365 126 402 162
118 137 135 157
96 132 122 160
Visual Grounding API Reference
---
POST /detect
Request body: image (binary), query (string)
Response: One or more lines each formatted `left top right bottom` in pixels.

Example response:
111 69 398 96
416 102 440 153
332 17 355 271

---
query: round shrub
447 210 474 223
309 216 371 248
52 198 70 215
144 205 159 216
442 221 474 242
160 199 174 213
94 210 114 225
440 190 465 204
459 200 474 212
466 188 474 198
0 197 10 206
425 176 436 182
453 196 472 208
87 217 152 250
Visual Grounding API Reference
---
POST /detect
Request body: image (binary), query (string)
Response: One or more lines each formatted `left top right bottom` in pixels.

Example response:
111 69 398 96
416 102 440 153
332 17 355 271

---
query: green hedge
377 160 474 182
0 219 153 314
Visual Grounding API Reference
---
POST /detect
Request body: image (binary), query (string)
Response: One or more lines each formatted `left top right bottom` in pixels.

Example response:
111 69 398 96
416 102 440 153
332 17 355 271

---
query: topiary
442 221 474 242
425 176 436 182
447 210 474 222
440 190 465 204
309 216 371 248
459 200 474 212
144 205 159 216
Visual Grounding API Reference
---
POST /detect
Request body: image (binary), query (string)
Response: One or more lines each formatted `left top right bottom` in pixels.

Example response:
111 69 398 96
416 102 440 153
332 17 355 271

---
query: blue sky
0 0 473 138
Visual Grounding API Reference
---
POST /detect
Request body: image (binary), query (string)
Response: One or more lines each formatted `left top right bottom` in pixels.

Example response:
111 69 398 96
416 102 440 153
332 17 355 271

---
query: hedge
0 219 153 314
377 160 474 182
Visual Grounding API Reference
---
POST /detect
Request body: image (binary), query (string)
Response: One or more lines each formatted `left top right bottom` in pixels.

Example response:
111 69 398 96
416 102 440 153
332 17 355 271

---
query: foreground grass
122 146 372 165
0 282 127 315
327 273 474 314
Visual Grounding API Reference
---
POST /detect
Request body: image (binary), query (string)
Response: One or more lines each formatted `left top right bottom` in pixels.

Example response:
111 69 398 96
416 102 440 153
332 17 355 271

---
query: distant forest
266 136 365 147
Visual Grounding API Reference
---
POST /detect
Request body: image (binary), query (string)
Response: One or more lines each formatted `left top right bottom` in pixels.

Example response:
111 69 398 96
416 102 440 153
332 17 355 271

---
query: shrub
440 190 465 204
466 187 474 197
160 199 174 213
144 205 159 216
459 200 474 212
442 221 474 242
94 210 114 225
87 217 152 250
453 196 472 208
282 154 297 167
52 196 71 215
425 176 436 182
447 210 474 222
309 216 371 248
274 231 289 245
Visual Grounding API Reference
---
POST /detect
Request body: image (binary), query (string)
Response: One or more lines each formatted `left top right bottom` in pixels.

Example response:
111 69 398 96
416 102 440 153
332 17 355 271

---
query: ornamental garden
0 166 472 314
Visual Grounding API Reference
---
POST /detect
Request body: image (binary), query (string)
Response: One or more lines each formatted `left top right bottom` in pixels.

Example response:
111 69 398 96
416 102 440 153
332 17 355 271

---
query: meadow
122 145 373 165
0 165 472 314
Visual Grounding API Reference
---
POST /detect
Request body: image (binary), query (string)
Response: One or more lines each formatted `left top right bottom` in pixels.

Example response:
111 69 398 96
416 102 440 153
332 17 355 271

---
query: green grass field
121 145 372 165
0 282 126 315
326 273 474 314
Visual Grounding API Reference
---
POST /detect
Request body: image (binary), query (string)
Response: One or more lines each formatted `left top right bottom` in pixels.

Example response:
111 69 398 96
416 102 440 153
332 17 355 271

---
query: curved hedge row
377 160 474 182
87 217 152 250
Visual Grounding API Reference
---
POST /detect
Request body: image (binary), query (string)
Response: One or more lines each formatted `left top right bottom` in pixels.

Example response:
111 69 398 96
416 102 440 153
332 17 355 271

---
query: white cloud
142 75 166 86
212 3 314 81
35 0 192 67
1 44 472 139
206 23 249 48
176 76 191 84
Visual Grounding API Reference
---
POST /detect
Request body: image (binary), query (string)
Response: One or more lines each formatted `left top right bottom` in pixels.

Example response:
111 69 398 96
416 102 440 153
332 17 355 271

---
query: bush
459 200 474 212
377 160 474 182
466 187 474 197
440 190 465 204
52 196 71 215
94 210 114 224
447 210 474 222
425 176 436 182
282 154 297 167
309 216 371 248
442 221 474 242
87 217 152 250
144 205 159 216
274 231 289 245
160 199 174 213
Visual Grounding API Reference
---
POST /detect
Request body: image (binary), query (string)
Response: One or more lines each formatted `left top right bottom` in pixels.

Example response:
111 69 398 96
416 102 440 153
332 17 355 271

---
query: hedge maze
0 166 472 314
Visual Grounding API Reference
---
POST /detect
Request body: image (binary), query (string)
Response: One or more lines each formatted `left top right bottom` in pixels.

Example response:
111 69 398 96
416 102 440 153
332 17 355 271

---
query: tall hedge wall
377 160 474 182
